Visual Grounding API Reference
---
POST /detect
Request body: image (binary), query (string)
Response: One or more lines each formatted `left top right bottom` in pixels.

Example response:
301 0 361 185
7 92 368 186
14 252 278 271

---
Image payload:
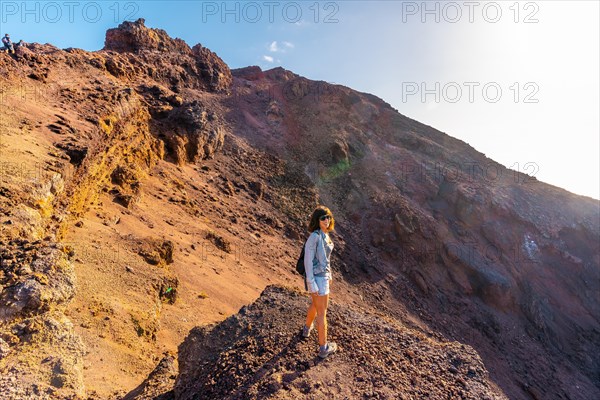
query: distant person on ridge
2 34 15 54
301 205 338 359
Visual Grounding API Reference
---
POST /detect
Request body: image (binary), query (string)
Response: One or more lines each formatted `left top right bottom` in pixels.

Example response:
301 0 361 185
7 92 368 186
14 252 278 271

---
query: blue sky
1 1 599 199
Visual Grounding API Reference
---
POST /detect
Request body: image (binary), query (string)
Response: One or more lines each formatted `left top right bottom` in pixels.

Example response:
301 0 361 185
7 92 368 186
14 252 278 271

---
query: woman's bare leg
313 293 329 346
305 297 317 328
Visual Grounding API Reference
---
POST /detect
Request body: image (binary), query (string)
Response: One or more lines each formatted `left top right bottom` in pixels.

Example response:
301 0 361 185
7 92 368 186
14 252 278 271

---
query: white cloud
263 55 274 63
269 41 294 53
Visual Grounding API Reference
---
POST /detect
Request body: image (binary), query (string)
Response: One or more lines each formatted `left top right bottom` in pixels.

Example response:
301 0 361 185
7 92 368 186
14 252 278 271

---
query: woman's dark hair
307 205 335 232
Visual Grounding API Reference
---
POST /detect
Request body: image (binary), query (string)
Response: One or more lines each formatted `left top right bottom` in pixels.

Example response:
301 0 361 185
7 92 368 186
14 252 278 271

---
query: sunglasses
319 215 332 221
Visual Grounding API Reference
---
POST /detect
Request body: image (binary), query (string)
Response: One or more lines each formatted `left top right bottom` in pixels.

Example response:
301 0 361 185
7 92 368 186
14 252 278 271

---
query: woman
302 205 337 359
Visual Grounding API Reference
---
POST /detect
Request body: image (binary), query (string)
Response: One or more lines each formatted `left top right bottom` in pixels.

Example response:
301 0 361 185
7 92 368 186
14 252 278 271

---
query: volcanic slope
0 18 598 400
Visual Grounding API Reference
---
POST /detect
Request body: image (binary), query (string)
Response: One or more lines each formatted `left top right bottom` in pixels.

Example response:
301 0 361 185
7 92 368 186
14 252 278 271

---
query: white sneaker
318 342 338 359
302 322 314 338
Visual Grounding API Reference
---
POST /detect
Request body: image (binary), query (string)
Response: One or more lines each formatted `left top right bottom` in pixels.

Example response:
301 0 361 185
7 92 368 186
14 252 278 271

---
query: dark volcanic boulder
163 101 225 165
191 44 232 93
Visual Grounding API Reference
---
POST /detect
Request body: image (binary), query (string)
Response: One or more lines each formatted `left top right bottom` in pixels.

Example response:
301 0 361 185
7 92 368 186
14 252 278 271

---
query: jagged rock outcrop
105 18 192 54
191 44 233 93
0 246 75 321
103 18 232 93
164 100 225 165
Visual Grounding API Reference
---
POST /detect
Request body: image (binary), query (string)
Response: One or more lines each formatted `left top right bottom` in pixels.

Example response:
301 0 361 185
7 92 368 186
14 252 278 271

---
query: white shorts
309 276 330 296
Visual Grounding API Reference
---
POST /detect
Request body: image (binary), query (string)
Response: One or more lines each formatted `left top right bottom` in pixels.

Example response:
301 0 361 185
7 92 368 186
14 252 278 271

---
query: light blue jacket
304 229 333 292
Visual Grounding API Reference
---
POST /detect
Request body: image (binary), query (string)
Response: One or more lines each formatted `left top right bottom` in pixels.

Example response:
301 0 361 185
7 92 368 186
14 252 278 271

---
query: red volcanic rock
104 18 191 54
231 65 265 81
102 19 232 93
263 66 299 82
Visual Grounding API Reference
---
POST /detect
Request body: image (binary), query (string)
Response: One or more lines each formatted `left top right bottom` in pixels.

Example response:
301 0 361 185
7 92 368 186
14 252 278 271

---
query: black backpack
295 244 306 275
296 231 319 275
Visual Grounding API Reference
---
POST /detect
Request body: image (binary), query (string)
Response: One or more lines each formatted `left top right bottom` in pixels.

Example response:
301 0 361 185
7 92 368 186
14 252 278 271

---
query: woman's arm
304 233 319 293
